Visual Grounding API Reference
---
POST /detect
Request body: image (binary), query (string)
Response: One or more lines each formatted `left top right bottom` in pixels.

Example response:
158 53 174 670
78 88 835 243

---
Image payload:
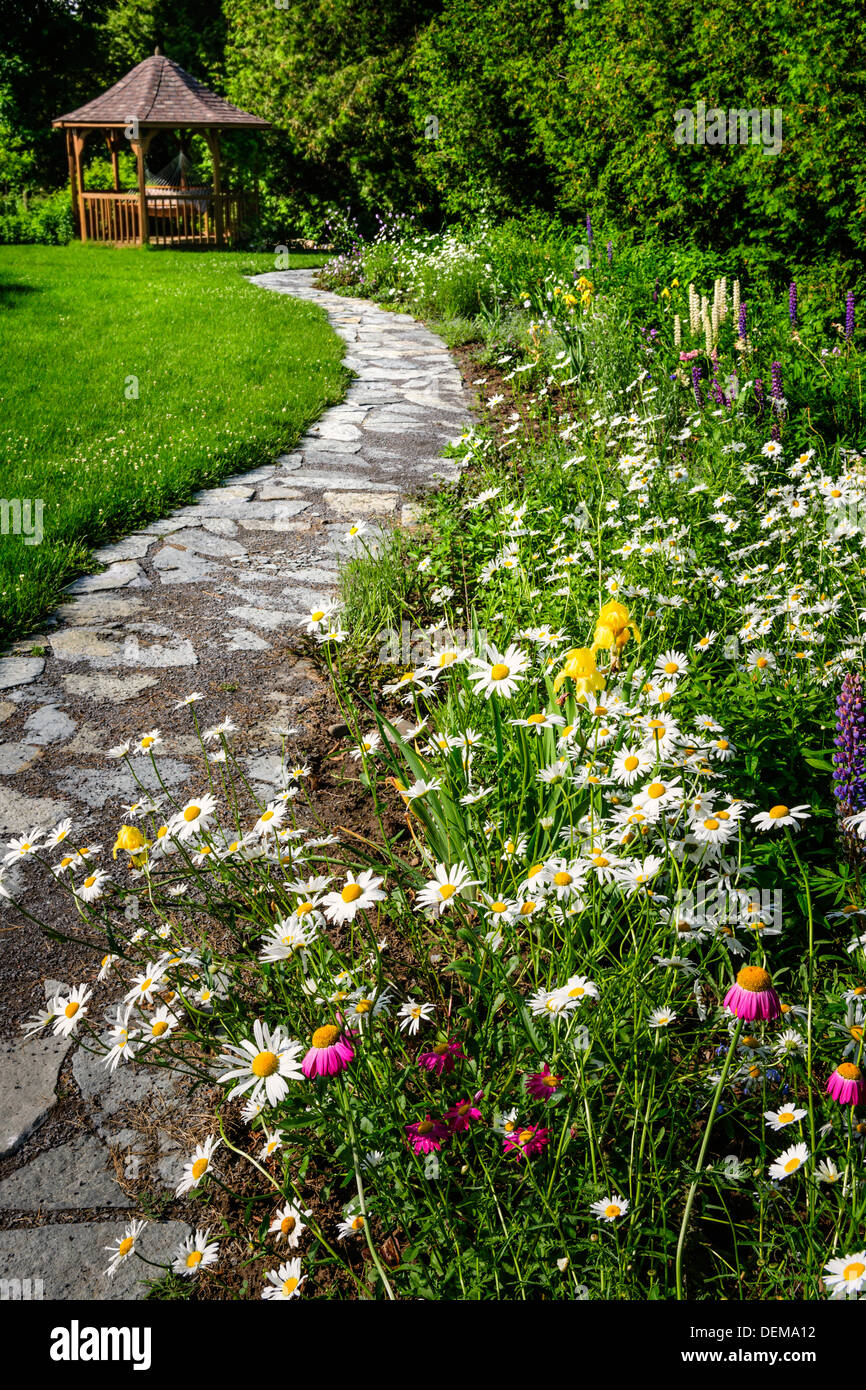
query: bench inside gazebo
52 50 269 248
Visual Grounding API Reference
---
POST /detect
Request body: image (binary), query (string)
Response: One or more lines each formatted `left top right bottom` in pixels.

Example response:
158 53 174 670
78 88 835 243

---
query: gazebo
52 51 269 248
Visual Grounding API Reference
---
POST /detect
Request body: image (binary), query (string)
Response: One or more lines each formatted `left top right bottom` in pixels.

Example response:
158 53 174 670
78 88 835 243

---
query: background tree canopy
1 0 864 277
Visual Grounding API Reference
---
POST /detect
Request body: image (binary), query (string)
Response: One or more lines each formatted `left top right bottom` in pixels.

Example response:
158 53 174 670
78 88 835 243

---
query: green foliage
0 189 74 244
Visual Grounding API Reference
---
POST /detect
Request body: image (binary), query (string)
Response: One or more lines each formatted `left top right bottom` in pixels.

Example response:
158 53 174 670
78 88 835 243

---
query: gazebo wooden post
65 129 80 238
130 130 154 246
72 129 89 241
205 130 223 248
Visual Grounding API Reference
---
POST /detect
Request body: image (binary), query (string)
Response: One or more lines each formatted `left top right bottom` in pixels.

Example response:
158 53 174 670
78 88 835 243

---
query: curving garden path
0 269 470 1298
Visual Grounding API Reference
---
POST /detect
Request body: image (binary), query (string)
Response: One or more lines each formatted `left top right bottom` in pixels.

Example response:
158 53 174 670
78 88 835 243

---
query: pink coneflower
444 1097 483 1133
302 1024 354 1078
503 1123 550 1160
525 1064 562 1101
826 1062 866 1106
723 966 781 1021
417 1040 466 1077
406 1115 449 1154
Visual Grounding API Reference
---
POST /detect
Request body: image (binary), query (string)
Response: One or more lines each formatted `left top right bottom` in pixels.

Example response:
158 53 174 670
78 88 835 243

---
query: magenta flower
417 1040 465 1077
302 1024 354 1079
525 1064 563 1102
406 1115 449 1155
723 966 781 1022
503 1123 550 1160
444 1097 483 1133
826 1063 866 1106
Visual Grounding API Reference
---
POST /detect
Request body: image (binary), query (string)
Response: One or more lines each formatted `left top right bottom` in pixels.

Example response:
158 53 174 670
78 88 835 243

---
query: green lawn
0 243 345 646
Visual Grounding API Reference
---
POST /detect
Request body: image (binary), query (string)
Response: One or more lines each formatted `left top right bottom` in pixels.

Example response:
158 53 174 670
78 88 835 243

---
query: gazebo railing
80 192 141 245
79 190 258 247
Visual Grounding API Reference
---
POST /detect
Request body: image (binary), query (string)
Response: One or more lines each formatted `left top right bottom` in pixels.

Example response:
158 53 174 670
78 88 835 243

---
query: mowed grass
0 243 346 646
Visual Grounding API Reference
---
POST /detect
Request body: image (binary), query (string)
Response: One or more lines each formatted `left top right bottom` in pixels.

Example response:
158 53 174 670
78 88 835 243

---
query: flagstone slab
60 673 158 704
0 1220 191 1300
64 562 146 595
0 1035 72 1158
0 743 43 775
0 658 44 690
0 787 72 837
23 706 77 745
0 1133 127 1210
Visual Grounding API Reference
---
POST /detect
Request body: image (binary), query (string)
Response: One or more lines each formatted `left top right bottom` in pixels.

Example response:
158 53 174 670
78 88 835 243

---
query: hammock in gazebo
142 151 211 213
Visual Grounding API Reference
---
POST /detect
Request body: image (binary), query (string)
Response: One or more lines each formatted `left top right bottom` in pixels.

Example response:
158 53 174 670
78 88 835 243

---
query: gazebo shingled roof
52 52 269 247
53 54 270 130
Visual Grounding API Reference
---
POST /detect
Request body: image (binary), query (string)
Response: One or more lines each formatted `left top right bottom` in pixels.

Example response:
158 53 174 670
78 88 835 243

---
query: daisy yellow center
183 805 200 822
568 985 585 998
844 1261 866 1282
311 610 325 622
604 1204 621 1219
490 663 510 680
296 902 313 917
717 740 729 750
520 901 536 915
282 1277 299 1296
490 901 508 913
83 875 97 888
647 782 665 798
704 818 720 830
736 965 772 992
355 999 373 1014
341 883 363 903
527 864 544 879
756 657 768 668
118 1237 134 1257
439 883 456 900
251 1050 279 1077
778 1111 795 1123
151 1020 168 1037
663 661 679 674
784 1156 801 1173
312 1025 340 1049
140 978 152 992
768 805 789 819
647 720 665 732
141 737 154 748
191 1158 209 1180
186 1251 203 1268
851 1026 864 1041
157 825 169 839
351 1216 365 1230
518 1129 534 1145
261 811 274 822
64 1001 79 1018
527 713 546 725
554 871 572 886
281 1216 296 1234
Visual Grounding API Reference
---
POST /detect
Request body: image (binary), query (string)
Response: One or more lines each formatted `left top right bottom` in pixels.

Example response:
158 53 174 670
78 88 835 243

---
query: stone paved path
0 270 469 1299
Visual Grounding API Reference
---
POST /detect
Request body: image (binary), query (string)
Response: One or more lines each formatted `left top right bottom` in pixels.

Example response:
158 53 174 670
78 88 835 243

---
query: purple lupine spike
754 377 765 420
738 301 747 340
845 291 855 340
834 671 866 857
586 213 593 246
692 363 704 408
789 282 797 327
606 240 613 264
770 361 783 440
